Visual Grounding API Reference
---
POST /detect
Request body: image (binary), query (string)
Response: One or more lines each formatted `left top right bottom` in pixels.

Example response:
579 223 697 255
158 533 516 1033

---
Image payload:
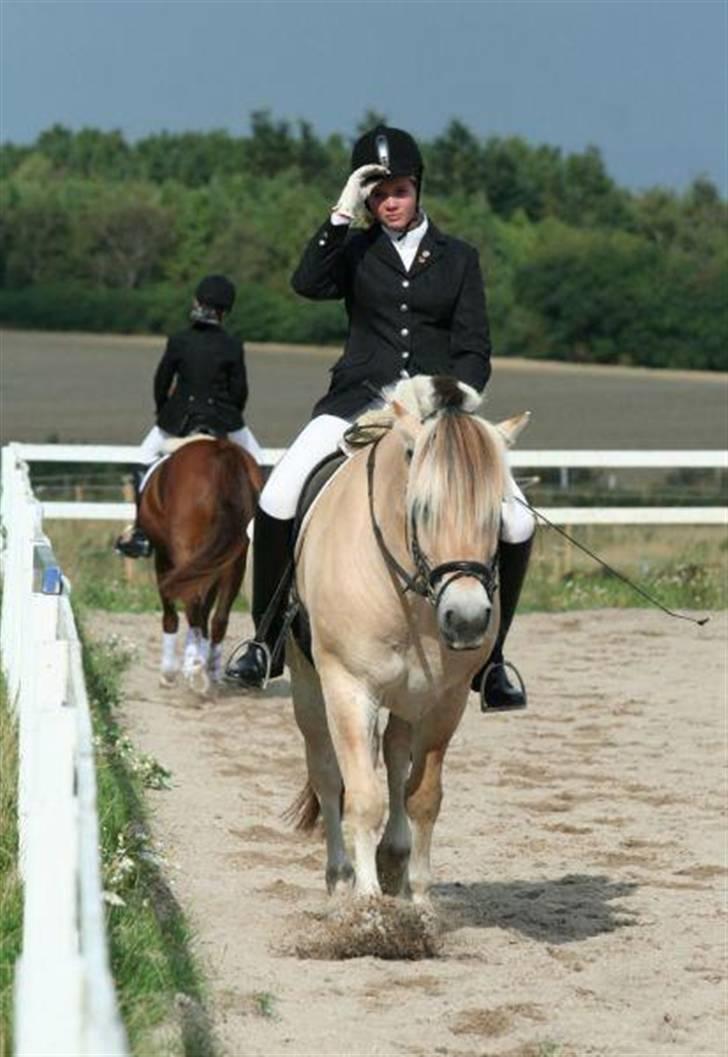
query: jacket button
402 280 410 288
318 239 326 246
400 369 410 378
400 328 409 337
188 396 194 402
402 351 410 360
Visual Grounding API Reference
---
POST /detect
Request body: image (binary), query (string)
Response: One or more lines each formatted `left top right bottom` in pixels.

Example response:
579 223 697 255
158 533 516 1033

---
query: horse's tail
282 780 321 833
159 441 252 603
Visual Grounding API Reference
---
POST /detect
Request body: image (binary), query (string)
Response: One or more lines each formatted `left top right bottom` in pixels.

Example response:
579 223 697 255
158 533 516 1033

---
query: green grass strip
77 611 217 1057
0 675 22 1057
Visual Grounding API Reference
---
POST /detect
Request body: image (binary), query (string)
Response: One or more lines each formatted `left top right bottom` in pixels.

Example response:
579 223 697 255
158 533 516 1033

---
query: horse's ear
496 411 531 447
391 400 422 450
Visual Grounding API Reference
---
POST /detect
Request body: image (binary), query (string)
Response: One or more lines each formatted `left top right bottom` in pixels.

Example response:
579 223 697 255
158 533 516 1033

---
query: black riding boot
114 466 152 559
225 507 294 689
473 535 534 711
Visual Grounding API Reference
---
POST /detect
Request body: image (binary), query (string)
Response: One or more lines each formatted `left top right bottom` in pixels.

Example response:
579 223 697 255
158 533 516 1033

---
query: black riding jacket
291 217 492 419
154 323 248 435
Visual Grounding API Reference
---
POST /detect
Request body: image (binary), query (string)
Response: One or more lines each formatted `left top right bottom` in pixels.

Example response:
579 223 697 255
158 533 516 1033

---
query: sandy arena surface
88 608 727 1057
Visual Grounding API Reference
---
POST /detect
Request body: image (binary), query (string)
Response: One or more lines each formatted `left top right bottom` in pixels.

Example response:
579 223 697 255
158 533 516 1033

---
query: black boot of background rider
114 465 152 559
473 535 534 710
226 507 294 689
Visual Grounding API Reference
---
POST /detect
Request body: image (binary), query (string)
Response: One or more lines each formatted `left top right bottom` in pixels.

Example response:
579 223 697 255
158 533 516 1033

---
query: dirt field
2 329 727 449
88 607 727 1057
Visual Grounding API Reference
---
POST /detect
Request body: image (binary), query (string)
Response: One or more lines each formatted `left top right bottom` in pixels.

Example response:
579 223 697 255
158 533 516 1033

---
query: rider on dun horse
227 125 535 709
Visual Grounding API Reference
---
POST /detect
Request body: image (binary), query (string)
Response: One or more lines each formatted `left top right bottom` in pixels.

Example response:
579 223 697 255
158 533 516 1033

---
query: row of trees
1 113 725 369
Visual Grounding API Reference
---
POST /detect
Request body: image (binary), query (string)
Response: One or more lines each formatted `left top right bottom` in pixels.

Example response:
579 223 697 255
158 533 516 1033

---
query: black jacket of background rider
154 322 247 435
292 218 492 420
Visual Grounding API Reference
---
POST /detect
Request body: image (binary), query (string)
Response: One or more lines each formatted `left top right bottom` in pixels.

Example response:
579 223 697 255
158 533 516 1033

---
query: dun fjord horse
139 437 262 691
287 376 528 902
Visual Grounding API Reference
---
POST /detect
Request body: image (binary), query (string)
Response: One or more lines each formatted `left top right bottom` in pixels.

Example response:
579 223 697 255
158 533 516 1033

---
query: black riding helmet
351 125 424 202
195 274 236 312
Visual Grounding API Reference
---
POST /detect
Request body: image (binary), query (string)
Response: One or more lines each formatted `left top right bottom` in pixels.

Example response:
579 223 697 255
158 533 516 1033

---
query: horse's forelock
384 375 483 421
406 410 505 553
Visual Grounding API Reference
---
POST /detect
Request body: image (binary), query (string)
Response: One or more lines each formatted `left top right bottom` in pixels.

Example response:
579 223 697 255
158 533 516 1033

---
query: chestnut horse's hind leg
405 691 469 905
376 712 413 896
209 554 244 682
155 551 179 687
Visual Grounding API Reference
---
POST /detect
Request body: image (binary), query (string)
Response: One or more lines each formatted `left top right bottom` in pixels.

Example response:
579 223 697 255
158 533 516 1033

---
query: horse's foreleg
318 660 384 898
376 713 413 896
288 641 352 894
406 693 469 904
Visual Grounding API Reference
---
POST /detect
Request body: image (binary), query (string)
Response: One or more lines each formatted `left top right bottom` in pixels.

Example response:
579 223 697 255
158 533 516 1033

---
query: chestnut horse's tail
159 440 255 604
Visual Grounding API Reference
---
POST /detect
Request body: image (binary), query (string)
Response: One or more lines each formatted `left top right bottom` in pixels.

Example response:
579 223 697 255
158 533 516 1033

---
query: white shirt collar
382 212 429 270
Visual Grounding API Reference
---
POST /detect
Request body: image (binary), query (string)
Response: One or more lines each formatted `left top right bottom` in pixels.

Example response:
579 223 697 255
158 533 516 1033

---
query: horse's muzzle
438 587 493 650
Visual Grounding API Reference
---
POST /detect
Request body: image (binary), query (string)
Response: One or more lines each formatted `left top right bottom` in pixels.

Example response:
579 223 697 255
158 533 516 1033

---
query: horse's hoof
159 670 178 688
185 663 211 697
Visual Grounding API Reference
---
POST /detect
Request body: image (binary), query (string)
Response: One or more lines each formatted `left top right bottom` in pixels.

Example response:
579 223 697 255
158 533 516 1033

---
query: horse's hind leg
156 553 179 687
288 640 353 895
406 692 469 905
209 556 243 682
376 713 413 896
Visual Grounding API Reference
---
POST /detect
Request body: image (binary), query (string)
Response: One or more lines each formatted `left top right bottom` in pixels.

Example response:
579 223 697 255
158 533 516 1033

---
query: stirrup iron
479 660 528 714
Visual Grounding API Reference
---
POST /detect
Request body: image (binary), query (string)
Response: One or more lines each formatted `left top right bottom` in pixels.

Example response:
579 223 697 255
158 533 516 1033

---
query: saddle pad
292 450 350 557
139 455 170 493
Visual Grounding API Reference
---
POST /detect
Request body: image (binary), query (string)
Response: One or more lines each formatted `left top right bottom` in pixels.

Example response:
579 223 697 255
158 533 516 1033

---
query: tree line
1 111 725 369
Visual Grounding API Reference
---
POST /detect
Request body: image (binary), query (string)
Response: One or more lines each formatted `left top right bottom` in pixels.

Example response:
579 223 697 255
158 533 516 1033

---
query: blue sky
1 0 726 192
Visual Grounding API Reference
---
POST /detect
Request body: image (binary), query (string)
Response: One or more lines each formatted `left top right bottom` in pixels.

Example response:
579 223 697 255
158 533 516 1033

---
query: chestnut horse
287 376 529 902
139 437 262 691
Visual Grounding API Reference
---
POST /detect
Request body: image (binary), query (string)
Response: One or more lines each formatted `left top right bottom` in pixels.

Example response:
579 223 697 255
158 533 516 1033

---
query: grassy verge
49 521 727 616
49 522 250 613
0 677 22 1057
78 616 217 1056
520 523 726 613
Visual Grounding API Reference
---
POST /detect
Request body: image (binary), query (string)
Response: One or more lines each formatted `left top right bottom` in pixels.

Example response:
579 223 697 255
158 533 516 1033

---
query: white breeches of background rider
138 424 264 465
260 414 536 544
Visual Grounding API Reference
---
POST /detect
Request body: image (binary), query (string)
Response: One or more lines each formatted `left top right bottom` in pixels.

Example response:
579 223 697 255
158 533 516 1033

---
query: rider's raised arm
290 219 350 301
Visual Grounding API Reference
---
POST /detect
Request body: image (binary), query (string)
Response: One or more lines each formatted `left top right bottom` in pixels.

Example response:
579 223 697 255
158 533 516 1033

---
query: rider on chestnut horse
115 274 262 558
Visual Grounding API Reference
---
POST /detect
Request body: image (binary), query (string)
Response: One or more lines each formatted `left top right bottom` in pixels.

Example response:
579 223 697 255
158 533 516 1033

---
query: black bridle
366 436 498 608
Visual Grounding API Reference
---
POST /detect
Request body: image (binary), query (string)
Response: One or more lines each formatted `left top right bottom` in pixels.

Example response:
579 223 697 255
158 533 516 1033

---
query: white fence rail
0 449 128 1056
11 442 728 526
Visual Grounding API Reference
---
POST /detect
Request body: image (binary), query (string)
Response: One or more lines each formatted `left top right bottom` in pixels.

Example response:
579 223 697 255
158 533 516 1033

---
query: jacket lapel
408 222 447 278
367 226 407 275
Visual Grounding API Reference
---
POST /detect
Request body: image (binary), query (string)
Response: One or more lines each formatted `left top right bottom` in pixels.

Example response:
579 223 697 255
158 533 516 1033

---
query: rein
366 436 498 607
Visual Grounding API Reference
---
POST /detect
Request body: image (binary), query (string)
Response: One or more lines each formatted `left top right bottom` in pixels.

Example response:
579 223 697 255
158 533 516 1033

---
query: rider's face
367 177 418 231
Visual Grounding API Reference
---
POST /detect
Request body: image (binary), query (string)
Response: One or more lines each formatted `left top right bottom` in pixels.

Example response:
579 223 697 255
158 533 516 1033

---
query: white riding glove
332 163 390 223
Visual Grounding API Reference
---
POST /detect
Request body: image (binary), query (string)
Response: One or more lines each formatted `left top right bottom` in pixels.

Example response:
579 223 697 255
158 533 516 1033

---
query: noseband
366 436 498 608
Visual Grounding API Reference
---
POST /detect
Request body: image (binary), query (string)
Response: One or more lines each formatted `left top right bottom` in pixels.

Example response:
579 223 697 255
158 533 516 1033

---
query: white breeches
138 425 264 466
259 414 536 544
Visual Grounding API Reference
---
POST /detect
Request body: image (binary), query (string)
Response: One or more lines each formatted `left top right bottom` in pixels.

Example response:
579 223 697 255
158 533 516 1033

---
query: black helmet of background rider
351 125 424 207
195 274 236 314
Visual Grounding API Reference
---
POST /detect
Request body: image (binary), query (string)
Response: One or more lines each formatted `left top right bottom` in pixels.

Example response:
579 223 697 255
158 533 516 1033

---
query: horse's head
388 375 529 651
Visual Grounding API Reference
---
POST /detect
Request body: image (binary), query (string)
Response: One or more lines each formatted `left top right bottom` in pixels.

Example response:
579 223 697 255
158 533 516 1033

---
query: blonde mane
406 408 506 556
